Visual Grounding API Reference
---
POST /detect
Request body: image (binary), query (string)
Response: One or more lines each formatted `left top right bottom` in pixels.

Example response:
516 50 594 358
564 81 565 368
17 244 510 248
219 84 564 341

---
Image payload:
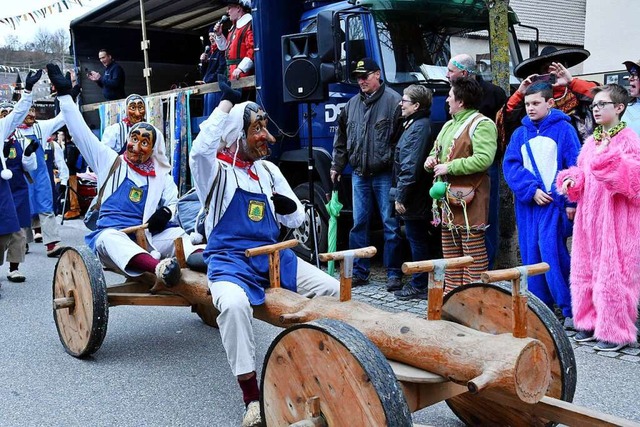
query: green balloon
429 181 447 199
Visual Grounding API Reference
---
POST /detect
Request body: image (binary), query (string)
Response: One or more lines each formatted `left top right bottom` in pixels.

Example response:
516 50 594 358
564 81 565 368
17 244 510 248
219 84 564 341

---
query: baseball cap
352 57 380 77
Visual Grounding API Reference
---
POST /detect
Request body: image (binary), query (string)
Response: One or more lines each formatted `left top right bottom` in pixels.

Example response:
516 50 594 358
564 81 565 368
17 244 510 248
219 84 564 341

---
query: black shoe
351 276 369 287
156 258 182 288
394 284 428 301
386 277 403 292
573 330 596 342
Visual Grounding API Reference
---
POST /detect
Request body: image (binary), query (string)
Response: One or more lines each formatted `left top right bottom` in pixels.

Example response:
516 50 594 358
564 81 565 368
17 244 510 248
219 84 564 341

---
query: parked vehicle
70 0 527 260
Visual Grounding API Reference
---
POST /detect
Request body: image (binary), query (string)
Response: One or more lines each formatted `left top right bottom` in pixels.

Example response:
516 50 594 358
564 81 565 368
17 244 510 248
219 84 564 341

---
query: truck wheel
291 182 328 262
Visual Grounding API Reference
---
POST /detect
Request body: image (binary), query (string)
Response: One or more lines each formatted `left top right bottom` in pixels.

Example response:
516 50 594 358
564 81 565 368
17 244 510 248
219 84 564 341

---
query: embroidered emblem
248 200 265 222
8 147 16 159
129 187 144 203
44 153 48 161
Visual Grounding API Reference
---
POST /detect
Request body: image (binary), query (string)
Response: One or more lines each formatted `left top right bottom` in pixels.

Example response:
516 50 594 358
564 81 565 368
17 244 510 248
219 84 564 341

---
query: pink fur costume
556 127 640 345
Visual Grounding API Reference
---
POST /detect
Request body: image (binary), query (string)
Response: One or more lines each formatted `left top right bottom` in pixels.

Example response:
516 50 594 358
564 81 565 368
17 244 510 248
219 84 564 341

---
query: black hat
623 59 640 75
352 57 381 77
224 0 251 12
514 46 590 79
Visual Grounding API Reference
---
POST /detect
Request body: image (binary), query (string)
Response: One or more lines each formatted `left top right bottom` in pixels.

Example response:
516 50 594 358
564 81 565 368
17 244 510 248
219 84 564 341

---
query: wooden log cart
52 228 638 426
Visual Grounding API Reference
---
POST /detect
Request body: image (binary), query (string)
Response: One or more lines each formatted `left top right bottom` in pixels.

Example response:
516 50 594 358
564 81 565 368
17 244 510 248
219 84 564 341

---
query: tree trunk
155 273 551 404
486 0 520 268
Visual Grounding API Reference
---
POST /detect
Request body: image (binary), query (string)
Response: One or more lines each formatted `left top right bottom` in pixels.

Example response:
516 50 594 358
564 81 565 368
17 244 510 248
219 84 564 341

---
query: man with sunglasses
330 57 404 291
622 59 640 136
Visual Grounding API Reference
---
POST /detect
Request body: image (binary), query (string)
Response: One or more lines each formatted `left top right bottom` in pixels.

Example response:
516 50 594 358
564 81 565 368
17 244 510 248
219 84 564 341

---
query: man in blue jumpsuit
2 102 37 282
13 106 67 257
0 70 42 292
49 63 192 286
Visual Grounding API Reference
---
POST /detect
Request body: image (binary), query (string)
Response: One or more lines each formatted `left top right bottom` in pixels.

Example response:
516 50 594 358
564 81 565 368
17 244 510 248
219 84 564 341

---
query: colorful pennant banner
0 0 94 30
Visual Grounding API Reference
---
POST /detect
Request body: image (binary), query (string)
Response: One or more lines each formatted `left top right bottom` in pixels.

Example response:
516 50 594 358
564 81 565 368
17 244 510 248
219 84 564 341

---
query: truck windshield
374 11 455 84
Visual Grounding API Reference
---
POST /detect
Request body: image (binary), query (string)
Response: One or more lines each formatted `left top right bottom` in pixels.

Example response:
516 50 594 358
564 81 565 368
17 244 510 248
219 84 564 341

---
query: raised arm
58 95 117 180
189 107 227 204
0 92 33 141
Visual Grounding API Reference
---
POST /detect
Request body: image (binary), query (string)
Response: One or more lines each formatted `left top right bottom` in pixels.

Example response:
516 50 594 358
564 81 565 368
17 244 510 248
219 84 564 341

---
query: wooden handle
402 256 474 274
318 246 377 262
245 239 298 257
481 262 550 283
119 223 148 235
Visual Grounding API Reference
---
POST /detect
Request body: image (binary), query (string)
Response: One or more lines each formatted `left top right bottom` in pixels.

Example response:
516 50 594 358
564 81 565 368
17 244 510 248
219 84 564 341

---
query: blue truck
70 0 527 259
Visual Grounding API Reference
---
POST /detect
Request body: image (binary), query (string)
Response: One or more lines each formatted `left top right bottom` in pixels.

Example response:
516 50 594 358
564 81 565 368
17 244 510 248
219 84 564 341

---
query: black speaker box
281 32 327 103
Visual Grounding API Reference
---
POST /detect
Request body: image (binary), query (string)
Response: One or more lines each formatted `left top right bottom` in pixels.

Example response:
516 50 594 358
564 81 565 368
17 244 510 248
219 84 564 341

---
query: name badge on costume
129 187 144 203
248 200 265 222
8 147 16 159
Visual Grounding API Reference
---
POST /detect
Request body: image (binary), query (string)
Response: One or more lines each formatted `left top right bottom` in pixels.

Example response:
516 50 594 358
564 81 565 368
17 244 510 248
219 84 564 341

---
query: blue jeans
403 219 432 290
485 160 500 268
350 172 402 280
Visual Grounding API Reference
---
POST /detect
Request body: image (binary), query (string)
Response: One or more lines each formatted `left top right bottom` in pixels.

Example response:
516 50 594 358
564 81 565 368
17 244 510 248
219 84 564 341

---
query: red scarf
122 117 132 127
217 150 259 180
123 155 156 177
17 124 32 129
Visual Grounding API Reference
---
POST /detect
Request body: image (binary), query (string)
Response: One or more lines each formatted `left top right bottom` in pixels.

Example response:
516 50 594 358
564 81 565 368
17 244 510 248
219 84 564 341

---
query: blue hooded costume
503 108 580 317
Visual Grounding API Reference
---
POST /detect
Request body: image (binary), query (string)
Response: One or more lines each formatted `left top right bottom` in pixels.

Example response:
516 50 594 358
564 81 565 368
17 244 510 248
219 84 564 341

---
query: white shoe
7 270 25 283
242 401 262 427
34 233 43 243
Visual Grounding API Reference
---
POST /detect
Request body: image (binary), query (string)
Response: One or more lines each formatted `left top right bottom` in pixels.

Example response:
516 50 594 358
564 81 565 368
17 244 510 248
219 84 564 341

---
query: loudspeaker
282 32 327 103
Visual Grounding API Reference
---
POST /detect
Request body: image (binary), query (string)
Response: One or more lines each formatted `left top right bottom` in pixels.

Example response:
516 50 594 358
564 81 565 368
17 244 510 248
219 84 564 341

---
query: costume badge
129 187 144 203
8 147 16 159
248 200 265 222
44 153 48 161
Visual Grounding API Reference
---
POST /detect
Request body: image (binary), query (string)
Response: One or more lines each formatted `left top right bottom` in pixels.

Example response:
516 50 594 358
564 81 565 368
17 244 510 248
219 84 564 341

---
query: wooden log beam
107 293 191 307
152 271 551 403
253 289 551 404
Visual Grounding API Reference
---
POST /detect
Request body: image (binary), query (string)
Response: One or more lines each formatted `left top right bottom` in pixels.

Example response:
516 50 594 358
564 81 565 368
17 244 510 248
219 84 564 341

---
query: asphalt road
0 219 638 426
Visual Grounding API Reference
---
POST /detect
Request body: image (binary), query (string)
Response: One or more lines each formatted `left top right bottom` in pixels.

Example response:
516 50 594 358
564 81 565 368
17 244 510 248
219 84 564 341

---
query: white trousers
209 257 339 376
95 227 196 276
32 212 60 245
0 230 26 265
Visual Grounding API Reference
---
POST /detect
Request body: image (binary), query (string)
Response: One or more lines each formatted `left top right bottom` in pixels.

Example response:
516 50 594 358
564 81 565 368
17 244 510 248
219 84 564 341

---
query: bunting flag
0 0 95 30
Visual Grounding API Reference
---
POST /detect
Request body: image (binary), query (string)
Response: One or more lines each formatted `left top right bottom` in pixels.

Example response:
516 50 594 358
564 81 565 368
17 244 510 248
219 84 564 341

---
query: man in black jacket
87 49 126 101
331 57 403 290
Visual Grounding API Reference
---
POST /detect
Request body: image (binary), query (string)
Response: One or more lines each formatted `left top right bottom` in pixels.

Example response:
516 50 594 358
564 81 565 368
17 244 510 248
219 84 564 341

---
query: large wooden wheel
53 246 109 358
260 319 412 427
441 282 577 426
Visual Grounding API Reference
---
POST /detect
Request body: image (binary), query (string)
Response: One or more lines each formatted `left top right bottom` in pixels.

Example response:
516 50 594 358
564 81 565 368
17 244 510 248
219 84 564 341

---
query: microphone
219 14 229 26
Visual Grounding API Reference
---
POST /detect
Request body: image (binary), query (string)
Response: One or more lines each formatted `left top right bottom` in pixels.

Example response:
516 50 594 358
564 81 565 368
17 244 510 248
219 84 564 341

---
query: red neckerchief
123 155 156 177
216 150 259 180
17 124 32 129
122 117 132 127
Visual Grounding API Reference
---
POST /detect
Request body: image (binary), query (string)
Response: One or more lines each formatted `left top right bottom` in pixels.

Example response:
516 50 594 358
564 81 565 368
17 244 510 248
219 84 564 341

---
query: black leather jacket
332 83 401 177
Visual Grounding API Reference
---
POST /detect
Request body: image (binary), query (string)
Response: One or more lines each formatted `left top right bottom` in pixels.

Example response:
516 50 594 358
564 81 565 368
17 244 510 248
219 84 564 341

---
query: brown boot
64 175 81 219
